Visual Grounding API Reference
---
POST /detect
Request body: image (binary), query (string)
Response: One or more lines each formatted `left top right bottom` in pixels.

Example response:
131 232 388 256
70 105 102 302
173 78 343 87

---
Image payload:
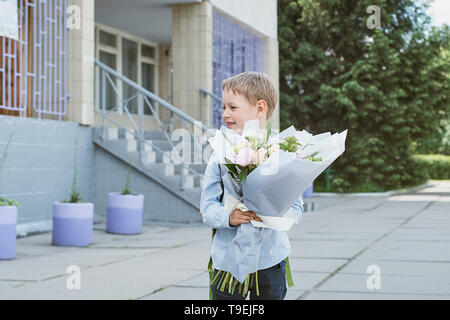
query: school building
0 0 280 234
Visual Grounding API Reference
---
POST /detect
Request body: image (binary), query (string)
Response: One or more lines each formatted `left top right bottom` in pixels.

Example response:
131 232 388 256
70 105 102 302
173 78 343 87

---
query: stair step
143 130 169 141
94 127 206 194
103 139 138 153
142 140 153 151
146 163 202 188
182 175 195 189
145 140 173 152
174 164 207 175
142 151 156 164
104 127 119 140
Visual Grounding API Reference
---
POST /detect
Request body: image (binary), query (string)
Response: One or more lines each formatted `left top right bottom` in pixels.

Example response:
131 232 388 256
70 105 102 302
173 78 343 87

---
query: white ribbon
224 194 297 232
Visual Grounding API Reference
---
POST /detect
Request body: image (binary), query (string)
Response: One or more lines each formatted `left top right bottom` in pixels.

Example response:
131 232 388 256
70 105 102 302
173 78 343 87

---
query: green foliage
413 154 450 179
278 0 450 192
0 130 20 207
0 196 20 207
61 138 83 203
413 119 450 155
122 155 134 195
279 136 301 152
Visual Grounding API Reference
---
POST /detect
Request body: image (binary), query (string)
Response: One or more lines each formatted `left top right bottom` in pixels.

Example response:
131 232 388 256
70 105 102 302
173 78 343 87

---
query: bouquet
208 119 348 296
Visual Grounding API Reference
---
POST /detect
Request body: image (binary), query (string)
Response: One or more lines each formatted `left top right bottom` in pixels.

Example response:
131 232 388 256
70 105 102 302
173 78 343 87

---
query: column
65 0 95 126
264 36 280 132
172 1 213 128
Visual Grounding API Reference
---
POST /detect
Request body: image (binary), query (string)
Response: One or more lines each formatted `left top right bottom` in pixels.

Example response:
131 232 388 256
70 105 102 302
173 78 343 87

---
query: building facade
0 0 280 233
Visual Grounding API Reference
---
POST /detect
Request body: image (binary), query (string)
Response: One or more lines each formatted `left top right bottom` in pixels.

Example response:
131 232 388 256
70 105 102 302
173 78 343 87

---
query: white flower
268 143 280 156
252 148 267 166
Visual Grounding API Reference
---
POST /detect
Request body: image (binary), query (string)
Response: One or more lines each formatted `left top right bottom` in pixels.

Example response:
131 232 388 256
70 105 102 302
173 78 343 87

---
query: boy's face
222 88 266 134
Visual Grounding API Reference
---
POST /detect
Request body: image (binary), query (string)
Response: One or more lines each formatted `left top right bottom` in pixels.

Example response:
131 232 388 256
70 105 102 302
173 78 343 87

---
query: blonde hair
222 71 278 119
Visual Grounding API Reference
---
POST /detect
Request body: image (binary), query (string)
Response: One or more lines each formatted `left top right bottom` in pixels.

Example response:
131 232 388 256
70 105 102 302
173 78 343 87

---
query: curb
312 182 431 198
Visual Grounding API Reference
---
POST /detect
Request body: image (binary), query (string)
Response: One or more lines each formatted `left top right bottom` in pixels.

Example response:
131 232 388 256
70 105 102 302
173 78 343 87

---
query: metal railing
95 59 213 190
0 0 68 119
200 88 223 129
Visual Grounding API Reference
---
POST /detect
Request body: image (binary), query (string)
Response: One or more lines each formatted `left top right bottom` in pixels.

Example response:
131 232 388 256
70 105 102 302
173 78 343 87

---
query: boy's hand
229 209 263 227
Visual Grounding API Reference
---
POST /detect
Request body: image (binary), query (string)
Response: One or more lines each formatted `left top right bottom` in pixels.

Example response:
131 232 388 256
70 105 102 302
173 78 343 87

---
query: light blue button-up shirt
200 152 304 271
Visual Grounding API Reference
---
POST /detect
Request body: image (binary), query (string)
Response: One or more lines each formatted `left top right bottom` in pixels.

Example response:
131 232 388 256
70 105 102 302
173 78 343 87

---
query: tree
278 0 450 191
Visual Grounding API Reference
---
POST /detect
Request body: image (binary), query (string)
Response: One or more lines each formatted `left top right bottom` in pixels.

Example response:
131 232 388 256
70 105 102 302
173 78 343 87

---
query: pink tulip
252 148 267 166
234 148 256 167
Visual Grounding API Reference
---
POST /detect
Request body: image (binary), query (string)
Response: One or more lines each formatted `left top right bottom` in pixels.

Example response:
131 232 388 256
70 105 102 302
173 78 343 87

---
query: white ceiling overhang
95 0 202 43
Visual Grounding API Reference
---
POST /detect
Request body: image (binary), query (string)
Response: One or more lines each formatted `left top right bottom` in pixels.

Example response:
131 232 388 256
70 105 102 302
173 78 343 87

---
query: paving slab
290 239 370 259
1 180 448 300
337 259 450 277
356 240 450 262
0 281 26 291
385 228 450 241
305 290 450 300
176 272 209 288
313 273 450 295
0 257 205 300
290 271 330 291
139 286 208 300
290 231 384 241
289 257 349 273
0 248 159 282
285 289 307 300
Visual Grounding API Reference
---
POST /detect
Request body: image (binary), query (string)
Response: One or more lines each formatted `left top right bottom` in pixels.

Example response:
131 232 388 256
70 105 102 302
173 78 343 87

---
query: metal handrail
200 88 223 129
95 59 211 190
96 59 210 133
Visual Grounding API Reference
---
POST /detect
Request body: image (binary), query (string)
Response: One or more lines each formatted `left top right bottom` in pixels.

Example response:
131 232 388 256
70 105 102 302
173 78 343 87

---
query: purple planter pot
0 206 17 260
107 193 144 235
302 183 314 198
52 202 94 247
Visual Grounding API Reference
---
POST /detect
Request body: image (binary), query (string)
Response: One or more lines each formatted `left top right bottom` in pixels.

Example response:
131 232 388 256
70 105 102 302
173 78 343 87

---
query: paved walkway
1 180 449 300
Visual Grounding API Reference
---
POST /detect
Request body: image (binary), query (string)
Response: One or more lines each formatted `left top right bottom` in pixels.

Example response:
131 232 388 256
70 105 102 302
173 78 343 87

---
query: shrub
413 154 450 180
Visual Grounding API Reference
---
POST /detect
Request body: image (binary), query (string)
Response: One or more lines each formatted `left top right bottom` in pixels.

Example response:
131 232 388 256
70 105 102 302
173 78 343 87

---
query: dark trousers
211 259 287 300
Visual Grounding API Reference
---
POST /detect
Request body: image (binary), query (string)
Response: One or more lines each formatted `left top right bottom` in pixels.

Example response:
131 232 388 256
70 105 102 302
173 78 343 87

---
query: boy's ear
256 100 268 114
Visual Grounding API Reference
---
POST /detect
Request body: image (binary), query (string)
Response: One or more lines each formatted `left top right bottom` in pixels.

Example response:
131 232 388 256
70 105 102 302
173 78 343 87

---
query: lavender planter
0 206 17 260
52 202 94 247
303 183 314 198
107 193 144 235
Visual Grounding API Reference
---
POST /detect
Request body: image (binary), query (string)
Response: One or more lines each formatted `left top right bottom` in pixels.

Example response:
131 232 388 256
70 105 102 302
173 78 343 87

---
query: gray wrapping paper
211 124 348 283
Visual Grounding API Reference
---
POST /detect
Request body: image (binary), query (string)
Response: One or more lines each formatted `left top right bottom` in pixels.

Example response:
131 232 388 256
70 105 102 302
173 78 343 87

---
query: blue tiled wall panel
1 115 202 230
0 115 95 225
93 148 201 224
212 10 265 128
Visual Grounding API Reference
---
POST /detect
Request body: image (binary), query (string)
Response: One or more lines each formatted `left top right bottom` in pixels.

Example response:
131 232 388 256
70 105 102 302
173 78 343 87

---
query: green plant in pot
106 154 144 235
0 130 19 260
52 138 94 247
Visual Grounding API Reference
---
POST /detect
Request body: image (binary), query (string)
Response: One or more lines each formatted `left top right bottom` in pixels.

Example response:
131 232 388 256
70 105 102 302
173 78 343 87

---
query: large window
212 11 264 128
95 24 158 116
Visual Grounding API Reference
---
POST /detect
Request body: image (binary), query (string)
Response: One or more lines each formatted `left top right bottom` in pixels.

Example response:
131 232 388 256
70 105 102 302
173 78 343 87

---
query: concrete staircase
92 127 208 221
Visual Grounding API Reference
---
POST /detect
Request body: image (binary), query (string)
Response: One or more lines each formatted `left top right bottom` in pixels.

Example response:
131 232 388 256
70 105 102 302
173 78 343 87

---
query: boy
200 71 304 300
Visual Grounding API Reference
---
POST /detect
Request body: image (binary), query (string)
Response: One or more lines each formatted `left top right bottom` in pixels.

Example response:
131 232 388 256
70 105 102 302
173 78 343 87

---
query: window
212 11 264 128
95 24 158 116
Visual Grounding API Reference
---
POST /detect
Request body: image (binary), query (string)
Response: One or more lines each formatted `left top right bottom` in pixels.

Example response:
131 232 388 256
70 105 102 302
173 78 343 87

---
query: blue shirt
200 152 304 271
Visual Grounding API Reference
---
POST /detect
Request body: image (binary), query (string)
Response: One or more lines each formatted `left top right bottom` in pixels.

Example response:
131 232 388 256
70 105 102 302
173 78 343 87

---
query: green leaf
238 166 248 183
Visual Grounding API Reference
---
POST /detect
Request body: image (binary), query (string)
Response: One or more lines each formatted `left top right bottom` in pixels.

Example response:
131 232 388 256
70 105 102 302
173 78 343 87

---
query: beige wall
172 1 213 128
157 43 173 125
65 0 95 125
68 0 279 131
210 0 277 39
264 37 280 131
